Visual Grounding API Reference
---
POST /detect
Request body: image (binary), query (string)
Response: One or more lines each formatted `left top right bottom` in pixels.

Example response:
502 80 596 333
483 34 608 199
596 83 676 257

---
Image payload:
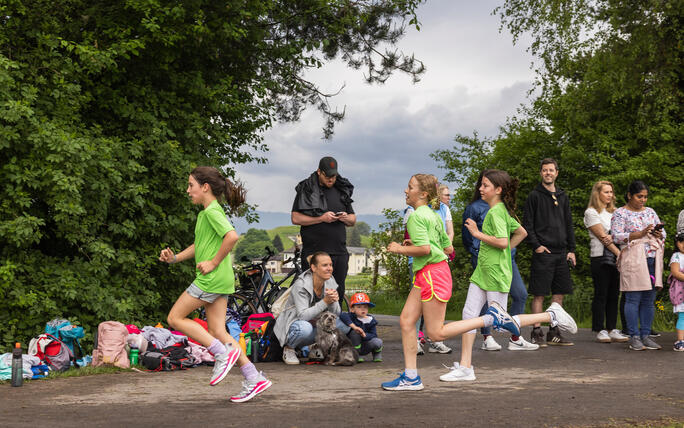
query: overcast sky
235 1 536 215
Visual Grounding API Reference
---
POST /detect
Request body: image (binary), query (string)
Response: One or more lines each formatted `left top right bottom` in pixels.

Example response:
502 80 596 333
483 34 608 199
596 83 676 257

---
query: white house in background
346 246 375 275
258 245 374 276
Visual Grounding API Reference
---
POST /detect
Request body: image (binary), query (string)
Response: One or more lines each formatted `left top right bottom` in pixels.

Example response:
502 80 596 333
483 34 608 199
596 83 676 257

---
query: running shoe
674 340 684 352
480 335 502 351
648 330 661 338
641 336 662 350
487 301 520 336
210 344 240 386
439 363 476 382
282 346 300 365
428 341 452 354
229 373 272 403
547 326 574 346
596 330 611 343
629 336 644 351
609 329 629 343
545 302 578 334
508 336 539 351
416 340 425 355
381 372 424 391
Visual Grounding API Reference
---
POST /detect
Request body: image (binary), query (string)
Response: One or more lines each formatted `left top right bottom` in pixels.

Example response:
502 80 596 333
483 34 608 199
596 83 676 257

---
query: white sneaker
416 340 425 355
480 335 501 351
428 341 452 354
596 330 611 343
282 346 300 365
609 329 629 343
439 363 476 382
545 302 577 334
508 336 539 351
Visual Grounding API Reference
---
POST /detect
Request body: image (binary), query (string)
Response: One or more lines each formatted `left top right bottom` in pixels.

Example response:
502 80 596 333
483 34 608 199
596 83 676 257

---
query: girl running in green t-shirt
382 174 522 391
440 169 578 382
159 166 271 403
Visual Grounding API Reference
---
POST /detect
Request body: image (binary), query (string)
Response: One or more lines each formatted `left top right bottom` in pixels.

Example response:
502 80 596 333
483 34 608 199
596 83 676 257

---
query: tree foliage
369 209 411 295
272 234 284 253
0 0 425 347
433 0 682 324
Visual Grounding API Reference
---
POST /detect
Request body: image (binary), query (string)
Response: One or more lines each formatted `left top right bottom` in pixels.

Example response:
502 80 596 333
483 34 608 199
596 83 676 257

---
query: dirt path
2 315 682 427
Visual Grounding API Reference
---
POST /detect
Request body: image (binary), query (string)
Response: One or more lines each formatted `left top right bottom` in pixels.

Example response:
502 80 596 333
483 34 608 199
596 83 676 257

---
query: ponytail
190 166 246 211
412 174 439 207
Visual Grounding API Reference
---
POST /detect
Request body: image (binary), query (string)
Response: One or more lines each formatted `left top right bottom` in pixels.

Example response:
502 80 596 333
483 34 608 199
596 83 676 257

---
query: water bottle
251 334 260 363
11 343 23 387
129 348 139 365
238 333 247 356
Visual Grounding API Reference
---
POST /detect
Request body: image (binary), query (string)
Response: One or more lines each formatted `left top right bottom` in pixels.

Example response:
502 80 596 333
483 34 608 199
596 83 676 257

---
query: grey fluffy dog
314 311 358 366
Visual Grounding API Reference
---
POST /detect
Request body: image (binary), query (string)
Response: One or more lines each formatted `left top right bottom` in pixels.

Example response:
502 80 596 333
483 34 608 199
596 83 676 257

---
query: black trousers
590 257 620 332
301 251 349 300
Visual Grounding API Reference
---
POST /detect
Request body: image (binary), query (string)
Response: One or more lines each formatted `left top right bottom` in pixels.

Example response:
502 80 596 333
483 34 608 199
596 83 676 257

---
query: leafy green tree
272 234 284 253
369 209 411 295
234 229 272 261
0 0 425 346
349 227 362 247
433 0 682 324
355 221 371 236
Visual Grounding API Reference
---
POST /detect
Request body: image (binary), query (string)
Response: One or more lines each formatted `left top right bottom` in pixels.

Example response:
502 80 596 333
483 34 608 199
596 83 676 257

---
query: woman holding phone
610 180 665 351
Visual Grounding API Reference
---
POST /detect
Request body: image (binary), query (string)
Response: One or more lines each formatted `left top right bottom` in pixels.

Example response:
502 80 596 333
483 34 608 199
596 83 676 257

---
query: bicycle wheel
226 293 257 325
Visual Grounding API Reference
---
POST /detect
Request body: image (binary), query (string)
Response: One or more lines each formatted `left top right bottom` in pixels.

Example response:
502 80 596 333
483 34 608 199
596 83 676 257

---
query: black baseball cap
318 156 338 177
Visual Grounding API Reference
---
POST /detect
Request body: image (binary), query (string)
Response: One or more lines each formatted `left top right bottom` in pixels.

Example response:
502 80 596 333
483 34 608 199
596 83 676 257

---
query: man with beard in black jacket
523 158 577 347
291 156 356 301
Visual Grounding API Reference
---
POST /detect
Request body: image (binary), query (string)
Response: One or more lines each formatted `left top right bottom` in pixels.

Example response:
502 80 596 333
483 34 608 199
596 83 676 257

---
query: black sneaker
531 327 547 348
648 330 661 338
547 326 574 346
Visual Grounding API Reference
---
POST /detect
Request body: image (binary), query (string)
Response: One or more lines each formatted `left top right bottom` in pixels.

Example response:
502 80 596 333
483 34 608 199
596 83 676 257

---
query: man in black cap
291 156 356 301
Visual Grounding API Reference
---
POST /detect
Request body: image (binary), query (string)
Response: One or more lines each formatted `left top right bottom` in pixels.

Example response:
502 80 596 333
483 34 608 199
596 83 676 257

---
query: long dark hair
190 166 246 211
471 169 492 203
482 169 520 221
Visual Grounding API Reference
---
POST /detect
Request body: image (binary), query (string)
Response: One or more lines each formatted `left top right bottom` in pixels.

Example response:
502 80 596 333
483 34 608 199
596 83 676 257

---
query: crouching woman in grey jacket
274 251 342 364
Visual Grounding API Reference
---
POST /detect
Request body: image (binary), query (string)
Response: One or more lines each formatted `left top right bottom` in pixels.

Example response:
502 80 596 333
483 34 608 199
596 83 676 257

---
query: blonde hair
587 180 616 213
412 174 440 208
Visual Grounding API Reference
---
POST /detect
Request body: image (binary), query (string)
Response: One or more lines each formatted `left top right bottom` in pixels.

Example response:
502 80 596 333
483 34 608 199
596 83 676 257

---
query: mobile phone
653 223 664 231
335 211 345 216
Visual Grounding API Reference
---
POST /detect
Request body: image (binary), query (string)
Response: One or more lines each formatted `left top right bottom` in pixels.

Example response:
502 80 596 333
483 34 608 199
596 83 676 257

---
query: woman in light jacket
611 180 665 351
583 180 627 343
274 251 341 364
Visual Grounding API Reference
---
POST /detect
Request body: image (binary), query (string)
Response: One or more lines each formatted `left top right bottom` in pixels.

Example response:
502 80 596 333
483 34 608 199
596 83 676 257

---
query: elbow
291 212 299 225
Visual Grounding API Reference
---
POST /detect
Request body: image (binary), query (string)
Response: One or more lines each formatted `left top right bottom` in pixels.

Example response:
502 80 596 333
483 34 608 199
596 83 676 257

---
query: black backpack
257 319 283 362
141 345 194 371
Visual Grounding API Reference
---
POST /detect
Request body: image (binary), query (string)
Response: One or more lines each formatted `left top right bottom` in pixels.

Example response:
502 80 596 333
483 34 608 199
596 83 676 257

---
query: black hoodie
523 183 576 253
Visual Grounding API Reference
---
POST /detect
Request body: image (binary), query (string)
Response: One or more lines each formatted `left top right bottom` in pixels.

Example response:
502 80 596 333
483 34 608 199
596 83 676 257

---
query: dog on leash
314 311 358 366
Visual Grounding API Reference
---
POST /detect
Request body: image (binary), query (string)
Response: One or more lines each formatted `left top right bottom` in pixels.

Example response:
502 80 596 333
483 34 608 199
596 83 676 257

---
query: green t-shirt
470 202 521 292
193 200 236 294
406 205 451 272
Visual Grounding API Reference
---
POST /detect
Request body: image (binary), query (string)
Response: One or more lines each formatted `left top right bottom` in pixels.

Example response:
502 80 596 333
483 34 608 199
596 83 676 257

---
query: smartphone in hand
335 212 345 216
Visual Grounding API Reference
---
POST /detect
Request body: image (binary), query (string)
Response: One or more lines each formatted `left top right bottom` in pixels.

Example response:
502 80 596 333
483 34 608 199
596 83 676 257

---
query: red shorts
413 260 452 303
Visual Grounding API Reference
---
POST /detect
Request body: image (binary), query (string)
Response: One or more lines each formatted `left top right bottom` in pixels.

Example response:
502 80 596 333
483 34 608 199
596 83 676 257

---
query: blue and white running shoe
487 301 520 336
381 371 424 391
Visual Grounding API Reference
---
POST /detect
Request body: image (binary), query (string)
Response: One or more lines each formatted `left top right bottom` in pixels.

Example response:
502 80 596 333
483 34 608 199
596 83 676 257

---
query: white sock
547 310 558 327
405 368 418 379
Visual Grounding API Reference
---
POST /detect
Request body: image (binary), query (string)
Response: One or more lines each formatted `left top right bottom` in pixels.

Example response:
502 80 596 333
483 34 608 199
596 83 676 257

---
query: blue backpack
45 319 85 361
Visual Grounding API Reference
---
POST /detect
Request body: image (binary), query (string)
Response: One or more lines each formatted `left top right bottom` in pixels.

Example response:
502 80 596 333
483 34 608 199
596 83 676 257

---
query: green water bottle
129 348 139 365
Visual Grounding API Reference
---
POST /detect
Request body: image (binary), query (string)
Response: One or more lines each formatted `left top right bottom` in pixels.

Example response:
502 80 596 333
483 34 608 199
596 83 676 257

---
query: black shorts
528 252 574 296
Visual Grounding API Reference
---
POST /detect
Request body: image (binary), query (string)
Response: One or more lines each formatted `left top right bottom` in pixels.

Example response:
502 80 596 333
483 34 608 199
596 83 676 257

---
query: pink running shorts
413 260 453 303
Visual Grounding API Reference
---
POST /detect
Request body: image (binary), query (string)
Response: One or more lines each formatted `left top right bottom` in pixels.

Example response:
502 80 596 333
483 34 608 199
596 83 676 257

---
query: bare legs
167 292 250 367
532 295 563 327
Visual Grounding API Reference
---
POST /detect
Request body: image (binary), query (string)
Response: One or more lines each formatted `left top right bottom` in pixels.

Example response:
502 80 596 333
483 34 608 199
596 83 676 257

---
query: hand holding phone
653 223 664 231
335 211 345 216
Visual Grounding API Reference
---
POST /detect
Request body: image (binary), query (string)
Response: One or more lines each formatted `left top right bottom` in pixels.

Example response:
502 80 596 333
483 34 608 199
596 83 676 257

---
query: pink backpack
92 321 130 368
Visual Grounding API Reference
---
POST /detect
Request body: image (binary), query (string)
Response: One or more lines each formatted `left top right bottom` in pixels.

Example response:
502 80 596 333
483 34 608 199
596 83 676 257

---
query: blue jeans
624 258 656 337
286 318 348 349
481 258 527 335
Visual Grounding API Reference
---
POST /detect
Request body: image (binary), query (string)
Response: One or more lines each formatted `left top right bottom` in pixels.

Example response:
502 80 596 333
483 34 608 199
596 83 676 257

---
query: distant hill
230 211 385 235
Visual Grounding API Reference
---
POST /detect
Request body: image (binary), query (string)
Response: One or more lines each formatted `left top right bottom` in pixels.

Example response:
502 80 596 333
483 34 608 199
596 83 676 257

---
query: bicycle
228 246 303 323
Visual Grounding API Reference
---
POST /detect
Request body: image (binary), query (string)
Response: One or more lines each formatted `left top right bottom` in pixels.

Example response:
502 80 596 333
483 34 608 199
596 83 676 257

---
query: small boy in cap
339 292 383 362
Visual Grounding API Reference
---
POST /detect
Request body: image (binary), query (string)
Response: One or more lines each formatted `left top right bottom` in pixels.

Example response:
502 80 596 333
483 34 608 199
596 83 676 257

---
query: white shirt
583 207 613 257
